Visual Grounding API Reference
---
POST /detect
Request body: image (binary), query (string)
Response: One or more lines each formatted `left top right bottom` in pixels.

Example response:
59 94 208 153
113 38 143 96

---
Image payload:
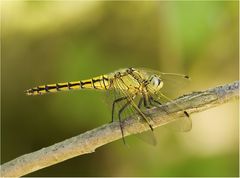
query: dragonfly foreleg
149 96 171 116
149 96 162 106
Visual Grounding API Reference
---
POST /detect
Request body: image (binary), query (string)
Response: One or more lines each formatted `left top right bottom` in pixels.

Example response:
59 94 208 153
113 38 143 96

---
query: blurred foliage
1 1 239 177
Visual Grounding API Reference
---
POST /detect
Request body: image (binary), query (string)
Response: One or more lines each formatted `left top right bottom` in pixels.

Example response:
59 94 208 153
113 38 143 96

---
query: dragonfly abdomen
25 75 110 96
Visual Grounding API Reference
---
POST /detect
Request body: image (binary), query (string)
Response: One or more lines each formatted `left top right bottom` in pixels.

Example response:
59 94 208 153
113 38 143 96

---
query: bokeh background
1 1 239 177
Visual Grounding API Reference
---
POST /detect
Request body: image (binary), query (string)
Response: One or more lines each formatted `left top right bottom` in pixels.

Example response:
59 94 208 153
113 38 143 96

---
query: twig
1 81 239 177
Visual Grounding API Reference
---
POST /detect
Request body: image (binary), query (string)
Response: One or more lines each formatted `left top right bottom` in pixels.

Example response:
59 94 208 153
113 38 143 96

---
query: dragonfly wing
105 88 133 123
138 68 191 97
164 116 192 132
148 89 192 132
134 129 157 146
137 68 192 132
112 75 154 126
109 76 157 145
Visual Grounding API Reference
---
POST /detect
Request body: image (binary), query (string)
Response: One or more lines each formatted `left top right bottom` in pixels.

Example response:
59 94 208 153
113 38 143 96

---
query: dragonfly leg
138 97 143 109
118 100 132 144
149 96 170 115
111 96 128 123
149 96 162 106
143 95 151 109
136 105 154 131
136 96 154 131
149 96 190 118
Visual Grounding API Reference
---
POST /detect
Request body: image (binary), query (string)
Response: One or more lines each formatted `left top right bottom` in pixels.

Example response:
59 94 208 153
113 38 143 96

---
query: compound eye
150 76 161 87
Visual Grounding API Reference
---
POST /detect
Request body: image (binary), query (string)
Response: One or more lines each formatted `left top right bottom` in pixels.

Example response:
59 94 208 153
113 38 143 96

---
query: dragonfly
25 67 191 144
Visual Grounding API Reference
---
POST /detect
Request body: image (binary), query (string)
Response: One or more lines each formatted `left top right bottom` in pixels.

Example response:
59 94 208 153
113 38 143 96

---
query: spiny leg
157 92 190 119
111 96 128 123
143 95 154 131
143 95 151 109
135 96 154 131
138 95 154 109
138 96 154 129
118 100 132 144
138 96 154 130
135 97 157 145
115 95 154 141
149 96 162 106
149 96 170 115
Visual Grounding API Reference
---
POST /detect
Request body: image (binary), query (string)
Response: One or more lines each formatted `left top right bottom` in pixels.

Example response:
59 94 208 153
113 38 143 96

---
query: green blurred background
1 1 239 176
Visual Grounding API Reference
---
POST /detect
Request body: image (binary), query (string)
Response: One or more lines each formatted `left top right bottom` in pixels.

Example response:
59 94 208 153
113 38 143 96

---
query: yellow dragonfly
25 67 191 143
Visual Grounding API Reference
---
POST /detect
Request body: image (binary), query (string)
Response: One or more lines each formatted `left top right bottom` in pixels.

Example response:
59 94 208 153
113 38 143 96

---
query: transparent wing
164 116 192 132
138 68 191 97
139 68 192 132
108 75 157 145
106 88 135 123
134 130 157 146
112 74 154 126
148 89 192 132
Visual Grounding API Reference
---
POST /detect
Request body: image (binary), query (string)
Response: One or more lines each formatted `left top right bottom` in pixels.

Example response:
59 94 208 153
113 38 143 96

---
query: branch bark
1 81 239 177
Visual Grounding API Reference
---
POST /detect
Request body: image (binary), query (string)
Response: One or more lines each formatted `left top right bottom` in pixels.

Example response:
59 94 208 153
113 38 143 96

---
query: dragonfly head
148 75 163 92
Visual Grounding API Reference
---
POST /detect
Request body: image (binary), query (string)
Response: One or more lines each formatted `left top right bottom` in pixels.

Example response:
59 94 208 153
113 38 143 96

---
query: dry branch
1 81 239 177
